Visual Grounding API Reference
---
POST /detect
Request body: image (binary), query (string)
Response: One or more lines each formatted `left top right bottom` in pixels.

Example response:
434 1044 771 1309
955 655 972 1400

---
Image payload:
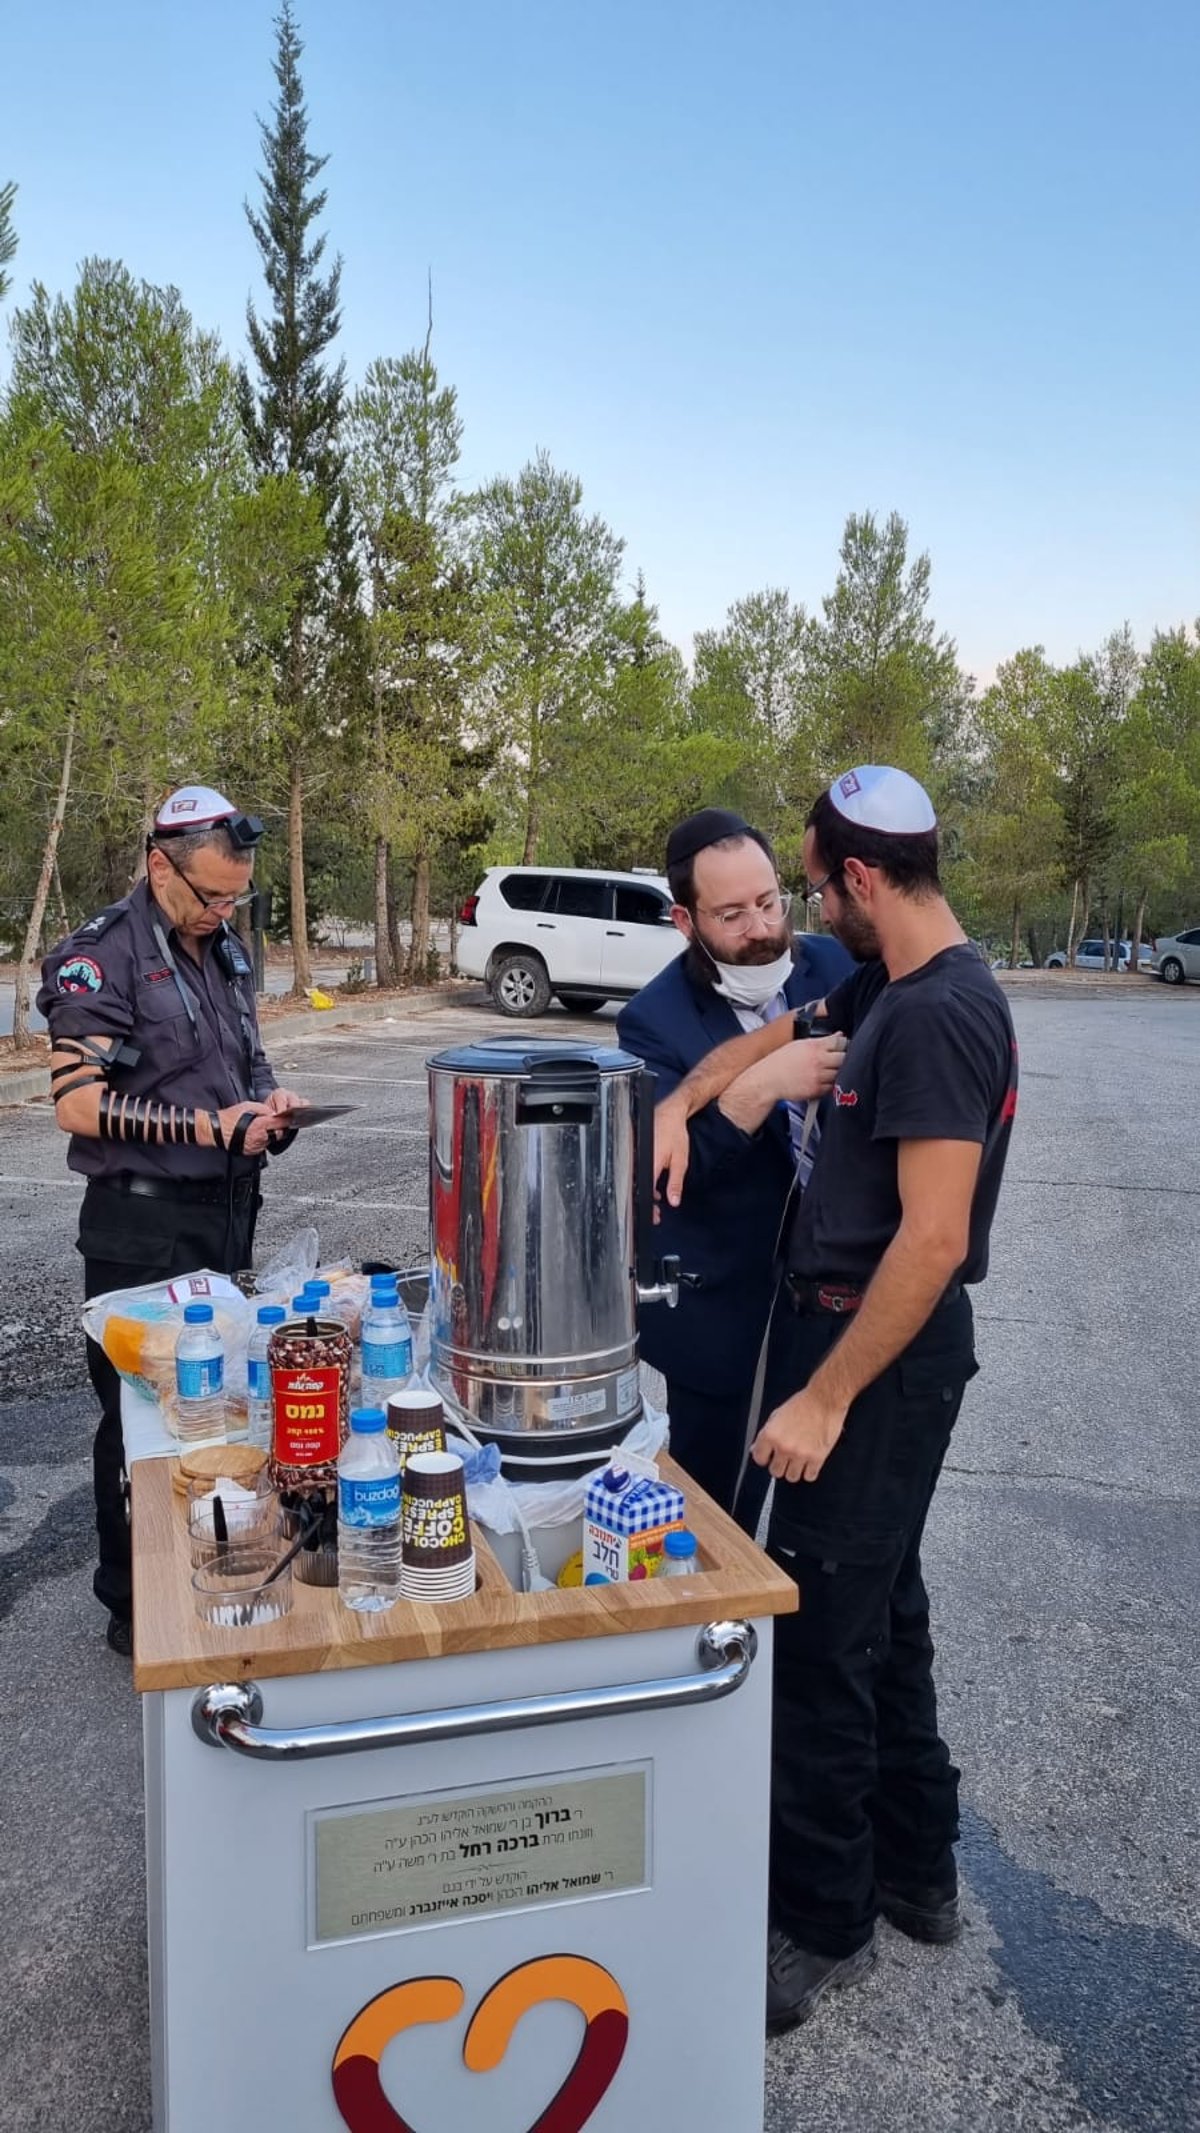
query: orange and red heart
332 1954 629 2133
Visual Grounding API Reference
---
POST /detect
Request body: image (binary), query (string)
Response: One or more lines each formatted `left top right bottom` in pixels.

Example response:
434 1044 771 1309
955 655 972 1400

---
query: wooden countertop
131 1455 797 1693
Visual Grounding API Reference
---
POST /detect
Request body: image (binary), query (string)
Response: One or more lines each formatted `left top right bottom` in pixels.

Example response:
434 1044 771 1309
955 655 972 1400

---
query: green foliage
469 451 625 862
0 182 19 305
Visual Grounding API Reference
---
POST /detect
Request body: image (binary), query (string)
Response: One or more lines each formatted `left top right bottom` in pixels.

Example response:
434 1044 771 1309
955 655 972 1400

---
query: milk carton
582 1456 686 1583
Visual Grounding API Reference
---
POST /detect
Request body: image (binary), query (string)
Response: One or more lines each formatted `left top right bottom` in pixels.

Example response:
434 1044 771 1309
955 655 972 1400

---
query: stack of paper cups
385 1387 448 1467
399 1451 475 1602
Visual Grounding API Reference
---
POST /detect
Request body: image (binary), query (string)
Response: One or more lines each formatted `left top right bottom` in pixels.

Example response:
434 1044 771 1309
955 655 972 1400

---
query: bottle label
361 1335 413 1382
177 1356 223 1400
271 1364 343 1467
339 1472 402 1528
248 1357 269 1401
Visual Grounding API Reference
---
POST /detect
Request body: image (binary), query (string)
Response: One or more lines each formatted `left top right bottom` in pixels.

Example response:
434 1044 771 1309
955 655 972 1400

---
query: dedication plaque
311 1766 649 1945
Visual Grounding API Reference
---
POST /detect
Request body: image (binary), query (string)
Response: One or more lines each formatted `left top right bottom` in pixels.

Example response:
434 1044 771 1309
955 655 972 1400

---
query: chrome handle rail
191 1619 757 1762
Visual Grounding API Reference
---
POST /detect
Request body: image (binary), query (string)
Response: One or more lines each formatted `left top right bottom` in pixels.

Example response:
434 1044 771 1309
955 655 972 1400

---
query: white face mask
708 945 794 1009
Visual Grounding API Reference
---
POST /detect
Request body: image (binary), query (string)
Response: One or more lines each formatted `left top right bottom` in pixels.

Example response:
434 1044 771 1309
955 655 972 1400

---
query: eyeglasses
804 868 842 903
156 843 254 913
696 889 792 938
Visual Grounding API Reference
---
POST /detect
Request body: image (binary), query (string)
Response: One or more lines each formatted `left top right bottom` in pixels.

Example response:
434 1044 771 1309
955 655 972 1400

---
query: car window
549 877 611 920
500 873 550 911
1080 940 1101 956
1178 929 1200 946
614 885 669 925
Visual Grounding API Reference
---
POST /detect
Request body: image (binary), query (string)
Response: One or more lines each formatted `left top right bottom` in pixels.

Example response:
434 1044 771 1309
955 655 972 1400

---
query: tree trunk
386 871 404 987
1130 888 1148 976
522 702 541 863
1066 876 1086 965
1113 888 1126 973
373 834 394 988
287 757 313 994
449 905 459 972
1026 923 1042 968
1008 897 1022 970
52 858 70 941
1101 908 1112 971
13 707 77 1049
408 850 432 981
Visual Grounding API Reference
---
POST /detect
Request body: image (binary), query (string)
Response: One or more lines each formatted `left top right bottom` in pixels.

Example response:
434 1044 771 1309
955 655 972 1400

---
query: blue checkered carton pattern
582 1469 686 1583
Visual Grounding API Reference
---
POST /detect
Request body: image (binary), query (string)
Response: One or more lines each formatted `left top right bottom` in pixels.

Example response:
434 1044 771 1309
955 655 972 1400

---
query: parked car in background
1045 938 1154 971
1148 928 1200 985
456 866 681 1015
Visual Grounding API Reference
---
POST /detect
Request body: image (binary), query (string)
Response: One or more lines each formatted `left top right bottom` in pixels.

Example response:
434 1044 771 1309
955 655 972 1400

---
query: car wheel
557 992 604 1014
1160 956 1185 986
490 952 552 1017
1046 954 1066 968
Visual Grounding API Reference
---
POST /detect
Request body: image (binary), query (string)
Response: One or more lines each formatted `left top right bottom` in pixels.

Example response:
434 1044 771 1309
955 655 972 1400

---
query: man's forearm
807 1226 963 1411
717 1056 793 1135
674 1017 791 1119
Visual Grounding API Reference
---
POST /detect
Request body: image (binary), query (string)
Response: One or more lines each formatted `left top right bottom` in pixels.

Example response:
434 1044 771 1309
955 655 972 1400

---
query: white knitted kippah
827 766 937 834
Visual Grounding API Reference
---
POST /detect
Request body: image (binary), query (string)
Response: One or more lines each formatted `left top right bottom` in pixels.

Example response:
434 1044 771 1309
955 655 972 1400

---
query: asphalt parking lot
1 985 1197 2132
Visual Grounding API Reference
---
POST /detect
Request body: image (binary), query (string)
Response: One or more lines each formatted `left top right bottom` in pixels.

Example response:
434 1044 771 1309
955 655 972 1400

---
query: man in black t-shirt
654 766 1018 2032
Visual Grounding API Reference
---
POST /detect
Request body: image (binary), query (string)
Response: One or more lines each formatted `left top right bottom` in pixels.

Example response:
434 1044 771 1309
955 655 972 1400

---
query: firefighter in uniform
39 787 308 1656
653 767 1019 2030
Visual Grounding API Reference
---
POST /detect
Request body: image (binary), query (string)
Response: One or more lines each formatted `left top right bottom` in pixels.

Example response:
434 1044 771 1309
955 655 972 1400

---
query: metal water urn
426 1039 679 1465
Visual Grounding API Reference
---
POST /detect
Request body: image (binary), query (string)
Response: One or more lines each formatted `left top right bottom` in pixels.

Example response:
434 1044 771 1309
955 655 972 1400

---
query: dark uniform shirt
788 946 1018 1286
37 880 276 1183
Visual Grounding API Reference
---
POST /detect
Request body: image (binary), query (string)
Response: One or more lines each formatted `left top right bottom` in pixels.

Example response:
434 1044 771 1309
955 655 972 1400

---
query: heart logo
332 1954 629 2133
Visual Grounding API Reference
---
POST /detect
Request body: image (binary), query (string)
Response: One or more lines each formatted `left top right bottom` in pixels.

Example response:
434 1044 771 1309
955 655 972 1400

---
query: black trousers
765 1289 977 1957
664 1307 797 1535
79 1178 260 1623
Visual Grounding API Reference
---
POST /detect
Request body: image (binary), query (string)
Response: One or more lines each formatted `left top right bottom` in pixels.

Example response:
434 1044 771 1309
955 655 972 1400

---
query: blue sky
5 0 1197 684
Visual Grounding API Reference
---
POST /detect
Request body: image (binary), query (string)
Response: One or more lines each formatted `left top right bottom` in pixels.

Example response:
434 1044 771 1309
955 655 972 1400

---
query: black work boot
105 1614 133 1658
876 1879 962 1944
766 1924 877 2034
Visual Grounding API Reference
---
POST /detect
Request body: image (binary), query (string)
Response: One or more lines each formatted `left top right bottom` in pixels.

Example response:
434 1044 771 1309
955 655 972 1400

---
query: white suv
456 866 680 1016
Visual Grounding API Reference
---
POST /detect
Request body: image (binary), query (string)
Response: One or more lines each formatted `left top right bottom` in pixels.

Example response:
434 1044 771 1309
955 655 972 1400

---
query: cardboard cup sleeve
400 1451 472 1568
386 1388 448 1464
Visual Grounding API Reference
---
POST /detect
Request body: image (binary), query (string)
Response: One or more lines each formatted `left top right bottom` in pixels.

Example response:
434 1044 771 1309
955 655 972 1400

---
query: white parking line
276 1072 428 1085
0 1174 83 1190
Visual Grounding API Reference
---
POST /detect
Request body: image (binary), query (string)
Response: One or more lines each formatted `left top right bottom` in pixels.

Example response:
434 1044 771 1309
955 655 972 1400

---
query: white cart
132 1457 796 2133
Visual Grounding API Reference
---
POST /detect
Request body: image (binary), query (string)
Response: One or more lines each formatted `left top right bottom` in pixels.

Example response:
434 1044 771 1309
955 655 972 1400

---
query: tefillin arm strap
51 1035 139 1105
97 1092 220 1148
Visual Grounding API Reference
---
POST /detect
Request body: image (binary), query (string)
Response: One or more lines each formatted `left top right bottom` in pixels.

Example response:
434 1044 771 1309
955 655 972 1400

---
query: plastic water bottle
247 1305 285 1448
662 1528 699 1577
361 1280 413 1407
338 1408 402 1612
174 1303 227 1446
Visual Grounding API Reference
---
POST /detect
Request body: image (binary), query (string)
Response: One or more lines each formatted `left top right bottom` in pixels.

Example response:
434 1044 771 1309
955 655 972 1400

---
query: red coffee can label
271 1365 342 1467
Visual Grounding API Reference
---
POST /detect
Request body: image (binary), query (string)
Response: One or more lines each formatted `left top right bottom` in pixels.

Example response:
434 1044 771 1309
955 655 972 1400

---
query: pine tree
0 183 17 303
237 3 352 992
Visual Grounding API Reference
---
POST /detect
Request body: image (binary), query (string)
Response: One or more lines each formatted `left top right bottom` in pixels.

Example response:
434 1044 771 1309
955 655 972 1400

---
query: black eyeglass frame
152 840 256 914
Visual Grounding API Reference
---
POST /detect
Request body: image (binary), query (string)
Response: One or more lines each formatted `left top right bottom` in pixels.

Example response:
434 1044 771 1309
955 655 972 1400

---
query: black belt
787 1275 963 1316
99 1171 261 1209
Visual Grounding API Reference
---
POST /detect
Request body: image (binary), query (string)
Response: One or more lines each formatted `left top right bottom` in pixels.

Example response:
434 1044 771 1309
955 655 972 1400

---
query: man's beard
691 919 792 969
829 902 880 959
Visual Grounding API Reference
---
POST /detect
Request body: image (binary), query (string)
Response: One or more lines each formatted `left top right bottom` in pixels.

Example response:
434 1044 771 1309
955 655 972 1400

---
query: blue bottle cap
350 1408 388 1433
308 1280 331 1296
664 1528 697 1558
291 1293 317 1313
183 1302 214 1323
257 1305 286 1325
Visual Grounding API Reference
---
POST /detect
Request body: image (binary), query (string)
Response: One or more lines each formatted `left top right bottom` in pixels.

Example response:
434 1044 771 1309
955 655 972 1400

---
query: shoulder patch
57 955 105 997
